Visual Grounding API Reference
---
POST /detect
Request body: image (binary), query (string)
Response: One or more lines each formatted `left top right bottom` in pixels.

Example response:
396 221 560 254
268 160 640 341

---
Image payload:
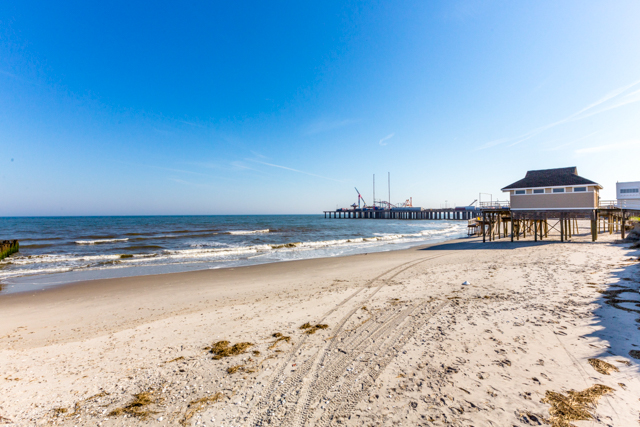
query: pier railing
478 201 510 209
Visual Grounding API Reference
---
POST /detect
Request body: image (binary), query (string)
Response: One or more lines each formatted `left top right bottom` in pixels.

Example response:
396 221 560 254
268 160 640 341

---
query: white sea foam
1 221 468 286
226 229 270 235
75 238 129 245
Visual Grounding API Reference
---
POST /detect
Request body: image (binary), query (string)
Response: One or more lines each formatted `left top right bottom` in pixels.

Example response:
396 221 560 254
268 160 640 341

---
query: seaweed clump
207 341 253 360
300 323 329 335
108 391 157 420
180 393 223 426
541 384 614 427
268 333 291 349
587 358 619 375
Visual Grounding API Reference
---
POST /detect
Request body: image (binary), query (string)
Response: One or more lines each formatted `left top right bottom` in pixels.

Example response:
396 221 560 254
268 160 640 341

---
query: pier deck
324 208 481 220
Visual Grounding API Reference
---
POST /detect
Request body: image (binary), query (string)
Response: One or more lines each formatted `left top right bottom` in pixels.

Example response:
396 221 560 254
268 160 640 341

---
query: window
620 188 639 194
515 190 525 195
574 187 587 192
533 189 544 194
552 188 565 193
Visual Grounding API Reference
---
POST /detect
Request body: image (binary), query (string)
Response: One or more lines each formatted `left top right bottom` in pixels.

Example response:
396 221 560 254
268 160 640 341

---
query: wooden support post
534 220 538 242
622 214 626 239
511 215 514 242
560 217 564 242
568 218 572 239
482 213 486 243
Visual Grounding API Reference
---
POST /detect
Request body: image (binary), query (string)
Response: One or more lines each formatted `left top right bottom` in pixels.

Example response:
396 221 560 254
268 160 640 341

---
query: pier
0 240 19 261
324 208 481 220
478 205 640 243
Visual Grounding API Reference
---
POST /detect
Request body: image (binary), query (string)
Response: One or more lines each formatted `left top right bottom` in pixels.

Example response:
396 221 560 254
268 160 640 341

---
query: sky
1 0 639 216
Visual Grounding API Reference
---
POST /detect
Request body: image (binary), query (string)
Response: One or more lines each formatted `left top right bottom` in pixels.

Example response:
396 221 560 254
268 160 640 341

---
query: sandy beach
1 232 639 426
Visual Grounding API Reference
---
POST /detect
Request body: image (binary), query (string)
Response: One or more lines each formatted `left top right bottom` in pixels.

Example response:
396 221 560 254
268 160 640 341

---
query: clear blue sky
1 1 639 215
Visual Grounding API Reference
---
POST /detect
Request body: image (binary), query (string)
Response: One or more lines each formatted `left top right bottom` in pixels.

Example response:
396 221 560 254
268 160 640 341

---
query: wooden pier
324 208 481 221
478 207 639 243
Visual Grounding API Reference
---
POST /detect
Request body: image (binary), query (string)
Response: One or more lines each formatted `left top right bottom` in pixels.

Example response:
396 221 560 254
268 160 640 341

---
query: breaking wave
75 238 129 245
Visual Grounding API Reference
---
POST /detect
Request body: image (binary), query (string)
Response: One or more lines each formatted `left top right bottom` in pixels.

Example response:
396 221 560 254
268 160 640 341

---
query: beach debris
299 323 329 335
587 358 619 375
52 407 68 416
462 281 471 285
268 334 291 349
206 341 254 360
162 356 184 364
628 350 640 359
180 393 223 426
67 391 109 417
108 390 158 420
227 364 244 374
615 359 631 366
541 384 614 427
120 254 133 259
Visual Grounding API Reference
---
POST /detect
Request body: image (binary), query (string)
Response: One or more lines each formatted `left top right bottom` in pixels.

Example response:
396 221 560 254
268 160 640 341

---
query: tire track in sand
247 253 450 427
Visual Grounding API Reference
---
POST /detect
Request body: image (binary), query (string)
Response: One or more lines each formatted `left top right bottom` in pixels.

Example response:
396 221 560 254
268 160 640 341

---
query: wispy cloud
575 140 640 154
478 79 640 150
304 119 358 135
379 133 395 146
250 150 269 159
250 160 344 182
543 131 599 151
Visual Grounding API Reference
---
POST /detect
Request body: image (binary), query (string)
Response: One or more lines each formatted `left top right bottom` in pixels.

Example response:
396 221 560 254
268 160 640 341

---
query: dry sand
1 231 639 426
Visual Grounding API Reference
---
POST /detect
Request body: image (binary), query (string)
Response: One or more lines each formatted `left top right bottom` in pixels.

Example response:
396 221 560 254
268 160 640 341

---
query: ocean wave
1 222 467 284
75 238 129 245
225 229 270 235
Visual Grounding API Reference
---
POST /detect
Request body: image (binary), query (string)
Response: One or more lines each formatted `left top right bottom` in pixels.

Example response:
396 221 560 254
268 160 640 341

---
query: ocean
0 215 467 293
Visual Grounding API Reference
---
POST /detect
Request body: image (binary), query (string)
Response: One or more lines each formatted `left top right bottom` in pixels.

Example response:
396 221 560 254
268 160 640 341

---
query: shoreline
1 233 639 426
0 221 468 295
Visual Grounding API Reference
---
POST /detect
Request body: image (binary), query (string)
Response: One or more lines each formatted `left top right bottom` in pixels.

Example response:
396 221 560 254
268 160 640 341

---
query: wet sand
1 233 639 426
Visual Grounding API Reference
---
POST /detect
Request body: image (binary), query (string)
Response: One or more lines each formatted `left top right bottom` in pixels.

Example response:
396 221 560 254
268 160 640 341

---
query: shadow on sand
585 242 640 368
421 234 618 251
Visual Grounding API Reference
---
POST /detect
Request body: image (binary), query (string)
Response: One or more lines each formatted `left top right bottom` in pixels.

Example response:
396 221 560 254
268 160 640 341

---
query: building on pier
477 167 639 243
501 167 601 211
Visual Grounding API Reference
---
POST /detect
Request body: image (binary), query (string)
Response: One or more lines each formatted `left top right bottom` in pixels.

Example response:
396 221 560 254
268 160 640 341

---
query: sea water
0 215 467 293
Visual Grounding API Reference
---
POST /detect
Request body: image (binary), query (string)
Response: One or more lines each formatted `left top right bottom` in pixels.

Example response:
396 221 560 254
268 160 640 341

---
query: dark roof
502 167 600 190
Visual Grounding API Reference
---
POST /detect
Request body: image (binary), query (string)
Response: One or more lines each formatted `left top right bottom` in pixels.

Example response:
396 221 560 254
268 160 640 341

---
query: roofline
501 183 603 192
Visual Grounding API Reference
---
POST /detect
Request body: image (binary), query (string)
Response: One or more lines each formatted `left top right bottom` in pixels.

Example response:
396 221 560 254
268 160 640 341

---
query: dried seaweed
587 358 619 375
300 323 329 335
108 391 157 420
629 350 640 359
163 356 184 364
209 341 253 360
227 365 244 374
68 391 109 417
268 335 291 349
180 393 223 426
542 384 614 427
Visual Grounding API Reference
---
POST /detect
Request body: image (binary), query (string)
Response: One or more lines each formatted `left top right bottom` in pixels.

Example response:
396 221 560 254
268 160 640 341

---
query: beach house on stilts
499 167 603 241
